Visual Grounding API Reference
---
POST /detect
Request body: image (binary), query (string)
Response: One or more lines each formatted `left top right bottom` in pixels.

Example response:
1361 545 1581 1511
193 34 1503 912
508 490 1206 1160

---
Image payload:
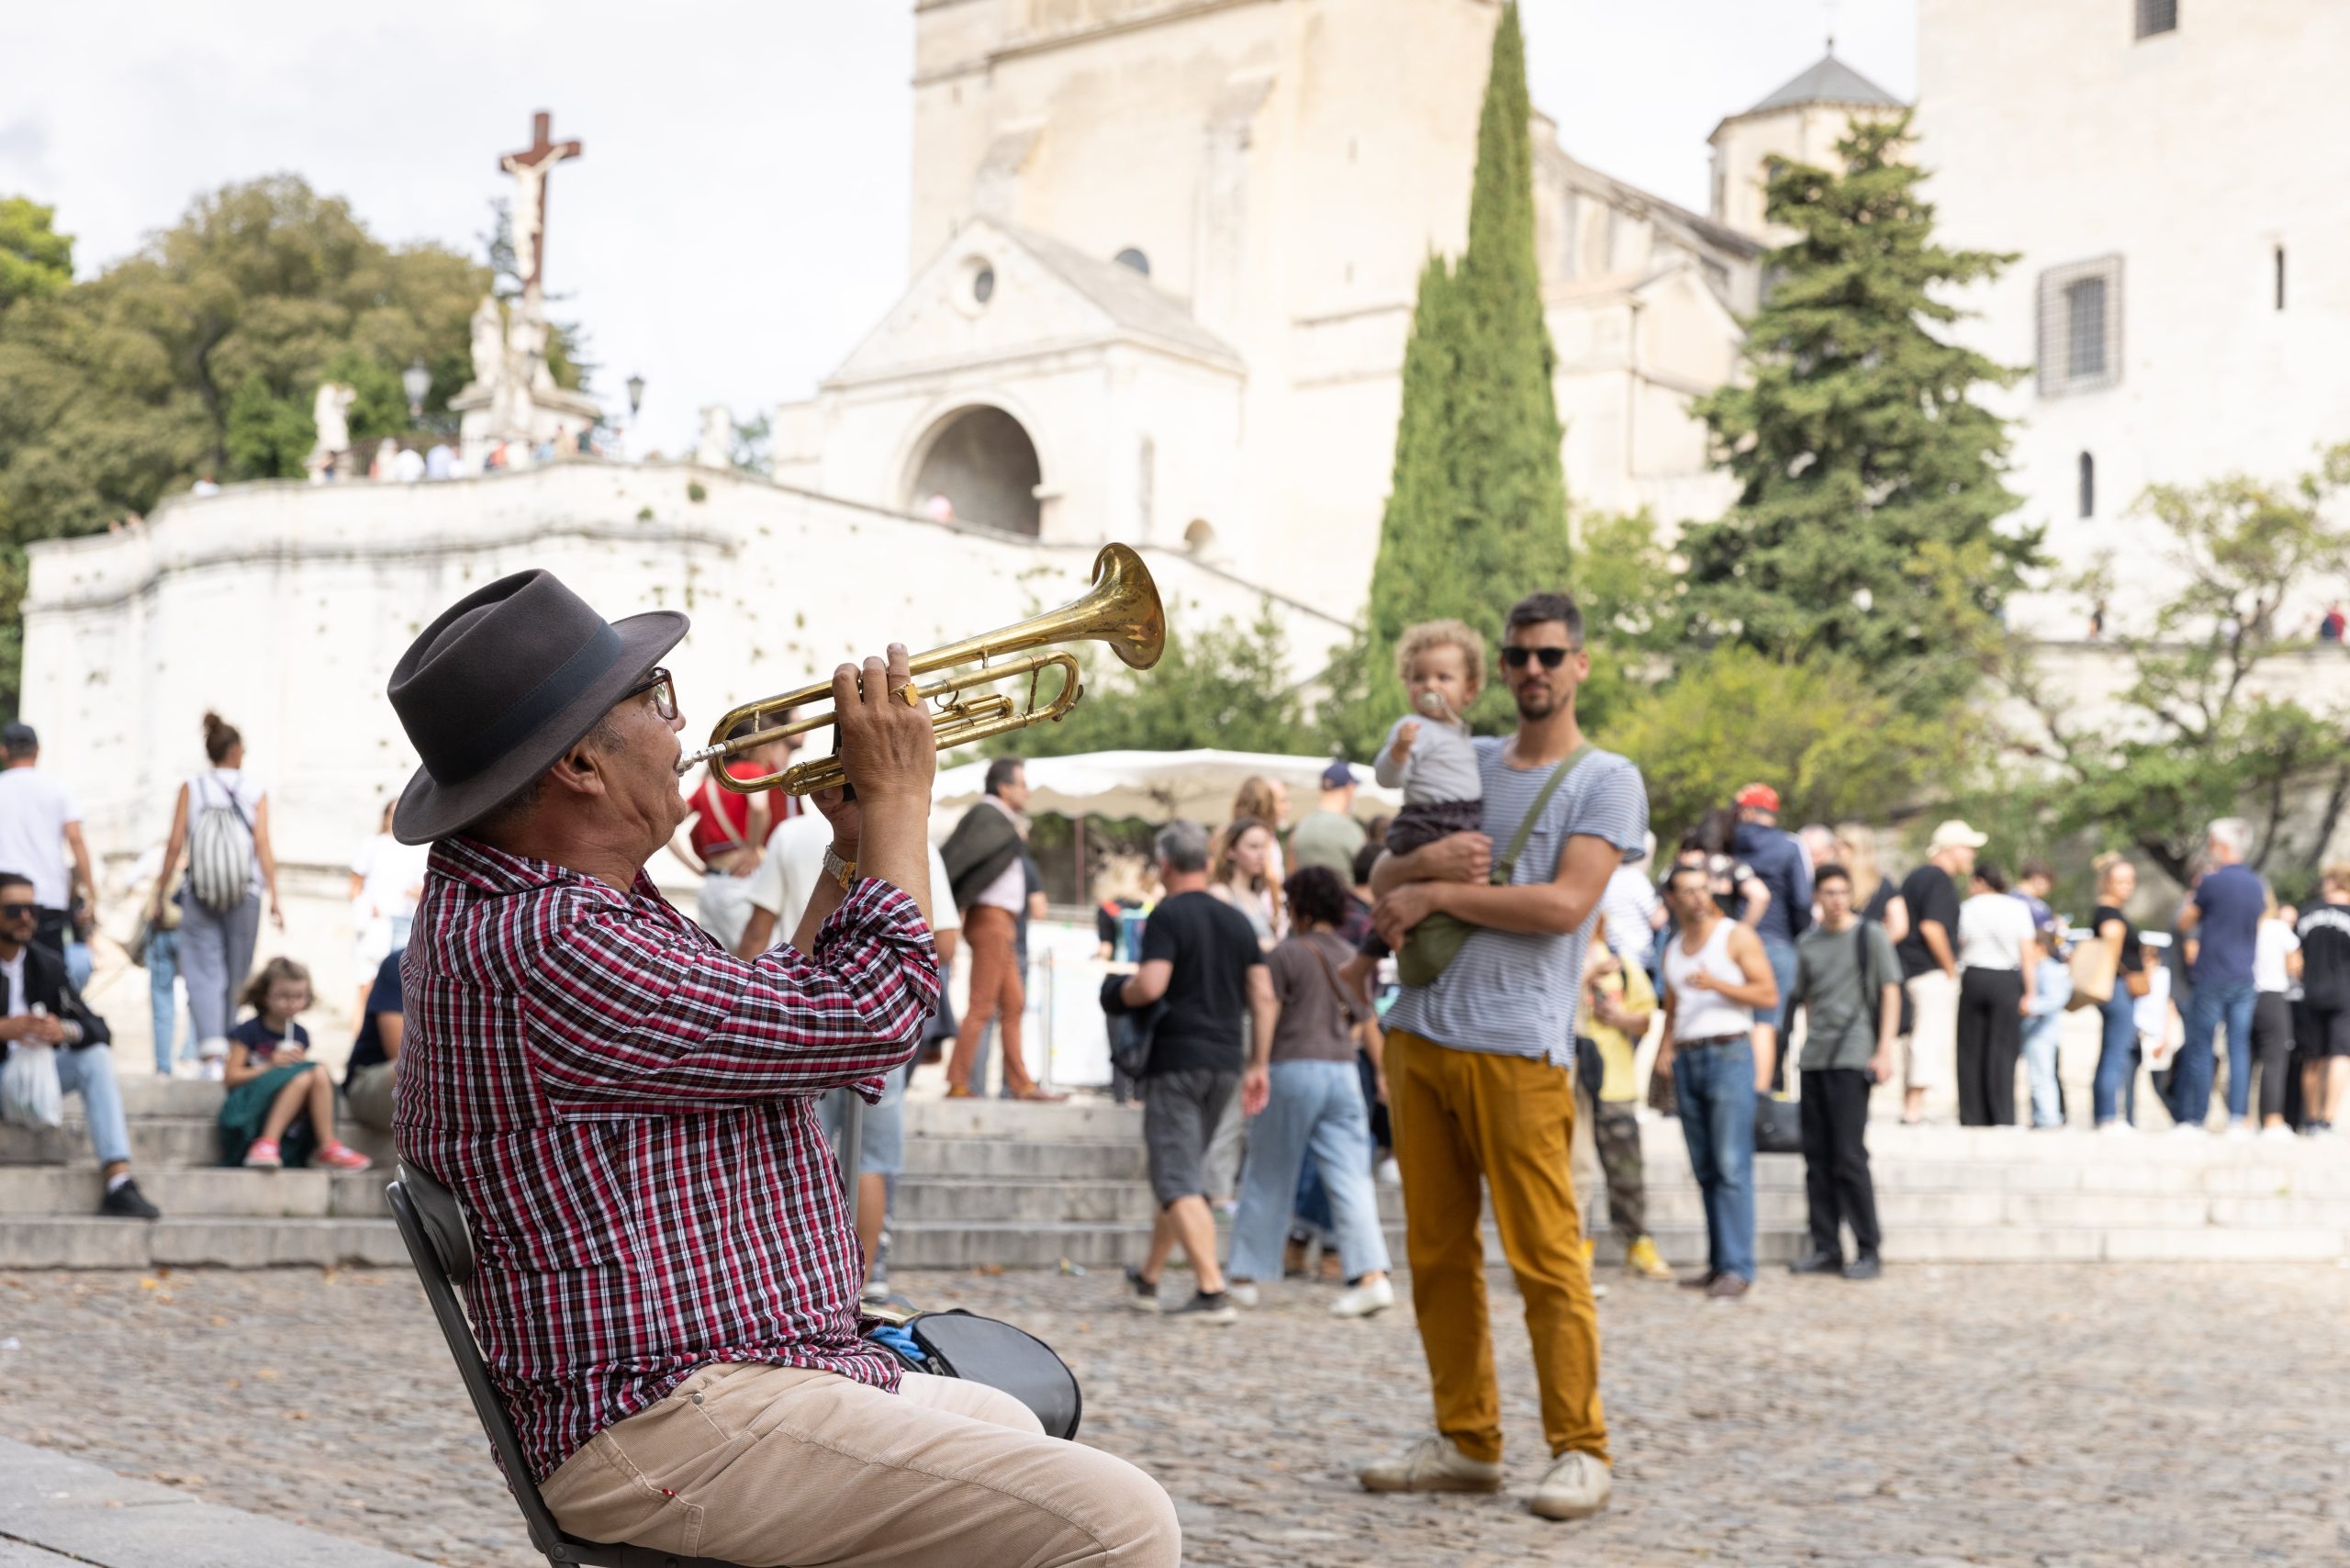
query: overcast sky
1 1 1914 456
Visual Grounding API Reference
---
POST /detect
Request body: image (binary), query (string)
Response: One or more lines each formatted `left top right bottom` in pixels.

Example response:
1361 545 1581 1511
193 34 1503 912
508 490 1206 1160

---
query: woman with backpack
148 712 282 1079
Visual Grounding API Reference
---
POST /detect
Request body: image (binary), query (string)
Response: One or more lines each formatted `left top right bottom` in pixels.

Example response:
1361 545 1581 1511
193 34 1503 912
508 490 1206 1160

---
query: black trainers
1841 1253 1883 1282
1167 1290 1238 1325
1787 1249 1844 1275
98 1178 162 1220
1124 1264 1161 1314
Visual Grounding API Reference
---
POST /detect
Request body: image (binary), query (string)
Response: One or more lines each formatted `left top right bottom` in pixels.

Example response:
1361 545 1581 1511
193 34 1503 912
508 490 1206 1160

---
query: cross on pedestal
498 110 584 296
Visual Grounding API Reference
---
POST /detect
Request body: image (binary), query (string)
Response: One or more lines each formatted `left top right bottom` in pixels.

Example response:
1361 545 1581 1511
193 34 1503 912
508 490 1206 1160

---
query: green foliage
731 413 773 476
1601 644 1943 845
687 480 709 504
1684 112 2037 719
1336 1 1572 756
0 197 73 311
222 377 316 480
2004 443 2350 890
1002 599 1316 761
0 174 488 712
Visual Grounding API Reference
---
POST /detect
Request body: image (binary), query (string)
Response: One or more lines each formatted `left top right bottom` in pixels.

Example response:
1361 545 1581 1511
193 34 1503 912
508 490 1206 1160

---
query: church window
1114 247 1151 277
2078 453 2096 519
2135 0 2177 39
2036 256 2123 397
2275 245 2286 309
972 265 996 305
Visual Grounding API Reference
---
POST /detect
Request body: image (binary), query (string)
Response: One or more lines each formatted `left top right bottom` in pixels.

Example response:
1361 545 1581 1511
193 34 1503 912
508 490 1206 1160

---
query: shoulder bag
1395 745 1590 989
2066 928 2117 1011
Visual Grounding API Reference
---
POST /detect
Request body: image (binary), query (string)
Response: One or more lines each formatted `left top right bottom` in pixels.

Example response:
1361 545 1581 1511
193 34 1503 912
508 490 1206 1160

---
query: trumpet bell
681 542 1168 795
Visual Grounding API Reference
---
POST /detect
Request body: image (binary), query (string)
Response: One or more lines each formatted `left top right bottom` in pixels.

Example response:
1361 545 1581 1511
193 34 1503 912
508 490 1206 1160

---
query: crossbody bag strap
1304 936 1364 1027
1489 744 1593 885
211 771 254 836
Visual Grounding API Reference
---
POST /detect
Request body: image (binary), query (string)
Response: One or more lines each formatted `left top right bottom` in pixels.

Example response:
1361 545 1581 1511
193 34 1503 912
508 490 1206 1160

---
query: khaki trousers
949 905 1034 1093
540 1362 1178 1568
1386 1029 1610 1467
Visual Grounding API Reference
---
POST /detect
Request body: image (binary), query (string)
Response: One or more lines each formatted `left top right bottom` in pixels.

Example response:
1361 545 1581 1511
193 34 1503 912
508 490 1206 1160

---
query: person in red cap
1732 784 1812 1088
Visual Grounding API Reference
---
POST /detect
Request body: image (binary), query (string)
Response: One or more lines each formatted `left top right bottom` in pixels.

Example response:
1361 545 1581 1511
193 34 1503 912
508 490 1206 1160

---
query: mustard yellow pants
1386 1028 1610 1466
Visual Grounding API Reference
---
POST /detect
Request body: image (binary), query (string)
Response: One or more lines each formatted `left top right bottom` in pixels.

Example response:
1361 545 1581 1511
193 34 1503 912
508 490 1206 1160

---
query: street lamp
402 359 431 422
626 374 645 419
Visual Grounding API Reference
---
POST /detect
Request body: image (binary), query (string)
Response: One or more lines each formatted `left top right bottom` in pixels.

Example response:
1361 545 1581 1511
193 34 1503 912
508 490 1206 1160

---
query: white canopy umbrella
933 748 1398 825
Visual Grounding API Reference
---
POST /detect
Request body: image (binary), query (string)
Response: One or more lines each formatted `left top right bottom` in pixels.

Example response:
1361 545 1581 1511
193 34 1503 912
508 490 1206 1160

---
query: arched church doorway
905 406 1044 536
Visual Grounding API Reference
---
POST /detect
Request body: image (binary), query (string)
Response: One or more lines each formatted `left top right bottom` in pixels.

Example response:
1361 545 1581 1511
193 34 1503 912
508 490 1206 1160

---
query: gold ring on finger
893 683 922 709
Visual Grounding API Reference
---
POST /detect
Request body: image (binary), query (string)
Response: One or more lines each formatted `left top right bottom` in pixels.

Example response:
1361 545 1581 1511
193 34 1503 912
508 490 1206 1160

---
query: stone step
0 1217 408 1270
0 1117 221 1168
902 1098 1142 1141
899 1137 1147 1181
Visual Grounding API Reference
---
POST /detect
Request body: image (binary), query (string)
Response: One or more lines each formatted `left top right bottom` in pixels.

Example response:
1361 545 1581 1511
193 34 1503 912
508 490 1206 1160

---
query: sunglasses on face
0 902 36 920
1499 645 1579 670
624 667 678 722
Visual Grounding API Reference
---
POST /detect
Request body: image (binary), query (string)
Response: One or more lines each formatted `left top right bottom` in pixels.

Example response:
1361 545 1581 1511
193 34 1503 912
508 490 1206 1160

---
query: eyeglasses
0 902 36 920
1499 645 1579 669
624 667 677 722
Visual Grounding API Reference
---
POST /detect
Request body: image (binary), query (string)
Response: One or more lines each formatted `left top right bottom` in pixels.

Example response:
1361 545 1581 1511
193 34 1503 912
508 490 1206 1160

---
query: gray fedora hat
387 570 687 845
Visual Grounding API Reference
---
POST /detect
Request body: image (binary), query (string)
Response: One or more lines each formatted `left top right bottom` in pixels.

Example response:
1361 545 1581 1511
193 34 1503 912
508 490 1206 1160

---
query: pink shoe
315 1141 373 1172
243 1138 283 1169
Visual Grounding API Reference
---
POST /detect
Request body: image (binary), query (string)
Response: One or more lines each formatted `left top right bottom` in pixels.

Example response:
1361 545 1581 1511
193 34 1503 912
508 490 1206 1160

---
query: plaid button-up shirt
394 835 939 1482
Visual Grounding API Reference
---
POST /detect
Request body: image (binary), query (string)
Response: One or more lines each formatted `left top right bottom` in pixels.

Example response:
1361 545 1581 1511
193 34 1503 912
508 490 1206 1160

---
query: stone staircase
5 1080 2346 1270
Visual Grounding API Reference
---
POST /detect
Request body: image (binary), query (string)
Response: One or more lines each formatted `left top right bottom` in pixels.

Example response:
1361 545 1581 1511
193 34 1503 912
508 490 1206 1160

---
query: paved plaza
0 1260 2344 1567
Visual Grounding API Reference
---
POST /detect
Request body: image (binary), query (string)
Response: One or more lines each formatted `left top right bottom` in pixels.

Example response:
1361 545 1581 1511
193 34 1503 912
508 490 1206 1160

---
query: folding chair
386 1165 756 1568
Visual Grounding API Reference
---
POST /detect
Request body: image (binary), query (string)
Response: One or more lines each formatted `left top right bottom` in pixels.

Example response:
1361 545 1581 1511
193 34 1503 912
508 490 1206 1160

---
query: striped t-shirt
1384 738 1649 1065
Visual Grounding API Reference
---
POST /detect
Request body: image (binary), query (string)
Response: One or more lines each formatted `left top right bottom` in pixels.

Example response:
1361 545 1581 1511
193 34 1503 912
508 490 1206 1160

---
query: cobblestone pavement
1 1261 2345 1566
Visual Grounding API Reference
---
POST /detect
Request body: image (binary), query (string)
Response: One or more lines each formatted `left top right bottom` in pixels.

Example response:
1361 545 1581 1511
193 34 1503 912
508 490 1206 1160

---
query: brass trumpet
677 543 1167 796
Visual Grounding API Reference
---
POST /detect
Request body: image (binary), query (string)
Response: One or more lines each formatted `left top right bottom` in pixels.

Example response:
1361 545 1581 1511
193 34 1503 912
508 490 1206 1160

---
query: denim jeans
65 942 91 991
2020 1011 2066 1128
1673 1037 1757 1282
148 926 189 1076
2092 986 2139 1126
2171 979 2256 1126
54 1045 131 1167
1228 1058 1391 1282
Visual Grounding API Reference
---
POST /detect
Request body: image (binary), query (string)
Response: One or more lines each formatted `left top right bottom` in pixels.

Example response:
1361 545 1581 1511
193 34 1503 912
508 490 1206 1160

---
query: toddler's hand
1389 722 1420 764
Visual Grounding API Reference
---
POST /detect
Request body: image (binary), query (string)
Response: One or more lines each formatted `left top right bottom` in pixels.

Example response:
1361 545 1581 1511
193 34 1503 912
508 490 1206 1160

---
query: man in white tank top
1658 863 1780 1299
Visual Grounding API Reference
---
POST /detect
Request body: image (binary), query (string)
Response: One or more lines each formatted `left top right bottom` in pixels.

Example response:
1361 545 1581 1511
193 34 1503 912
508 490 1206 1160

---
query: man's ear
545 743 607 800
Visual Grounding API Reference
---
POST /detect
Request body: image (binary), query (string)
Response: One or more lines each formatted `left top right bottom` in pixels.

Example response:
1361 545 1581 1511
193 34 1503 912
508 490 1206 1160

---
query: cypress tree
1337 1 1571 748
1682 112 2038 716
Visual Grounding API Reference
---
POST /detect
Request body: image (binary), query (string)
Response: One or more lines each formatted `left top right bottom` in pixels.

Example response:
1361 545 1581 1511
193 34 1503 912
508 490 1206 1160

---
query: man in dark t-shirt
2172 819 2269 1129
1890 822 1981 1124
2296 865 2350 1132
1118 820 1272 1323
343 948 404 1130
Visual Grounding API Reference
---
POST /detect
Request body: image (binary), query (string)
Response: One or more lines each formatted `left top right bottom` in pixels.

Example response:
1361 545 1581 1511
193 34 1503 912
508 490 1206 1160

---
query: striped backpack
186 772 256 913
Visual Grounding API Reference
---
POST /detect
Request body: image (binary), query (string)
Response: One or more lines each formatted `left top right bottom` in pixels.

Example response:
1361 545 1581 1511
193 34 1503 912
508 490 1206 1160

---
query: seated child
1354 618 1487 966
218 957 374 1171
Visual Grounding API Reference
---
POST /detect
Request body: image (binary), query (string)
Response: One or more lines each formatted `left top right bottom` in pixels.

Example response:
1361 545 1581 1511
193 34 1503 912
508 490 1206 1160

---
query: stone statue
308 383 356 481
696 406 733 469
470 297 504 385
498 112 583 296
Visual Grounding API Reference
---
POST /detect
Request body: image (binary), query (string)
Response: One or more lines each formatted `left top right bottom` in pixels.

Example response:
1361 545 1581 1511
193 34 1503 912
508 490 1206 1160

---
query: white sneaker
1528 1450 1613 1520
1226 1282 1260 1308
2097 1120 2135 1136
1330 1277 1394 1318
1376 1157 1402 1187
2170 1123 2207 1137
2224 1121 2254 1141
198 1058 225 1082
1360 1435 1504 1495
2260 1124 2297 1142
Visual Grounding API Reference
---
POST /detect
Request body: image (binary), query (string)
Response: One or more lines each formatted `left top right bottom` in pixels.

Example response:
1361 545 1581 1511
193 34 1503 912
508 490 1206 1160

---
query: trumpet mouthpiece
675 743 723 775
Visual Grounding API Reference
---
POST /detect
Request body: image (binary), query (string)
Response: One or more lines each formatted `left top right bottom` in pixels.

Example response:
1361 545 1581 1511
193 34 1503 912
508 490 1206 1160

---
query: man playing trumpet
386 570 1177 1566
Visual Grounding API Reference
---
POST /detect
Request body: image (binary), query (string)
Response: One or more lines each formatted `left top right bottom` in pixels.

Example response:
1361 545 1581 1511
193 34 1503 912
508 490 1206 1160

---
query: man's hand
1372 882 1443 949
1388 722 1420 766
834 644 937 811
1416 833 1494 885
1373 1070 1389 1105
0 1015 64 1045
1868 1050 1894 1086
1681 969 1720 994
1240 1066 1270 1117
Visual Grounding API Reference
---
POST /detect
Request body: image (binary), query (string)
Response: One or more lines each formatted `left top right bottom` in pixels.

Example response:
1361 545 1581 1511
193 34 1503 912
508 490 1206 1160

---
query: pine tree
1332 1 1572 752
1683 111 2037 716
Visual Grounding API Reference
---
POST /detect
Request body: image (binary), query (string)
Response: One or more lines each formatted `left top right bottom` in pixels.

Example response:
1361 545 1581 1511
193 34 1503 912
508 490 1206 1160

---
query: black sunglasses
0 902 37 919
1500 645 1579 669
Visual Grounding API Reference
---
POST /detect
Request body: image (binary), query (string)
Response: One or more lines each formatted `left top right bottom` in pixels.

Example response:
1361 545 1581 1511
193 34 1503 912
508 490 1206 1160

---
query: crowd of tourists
0 711 400 1228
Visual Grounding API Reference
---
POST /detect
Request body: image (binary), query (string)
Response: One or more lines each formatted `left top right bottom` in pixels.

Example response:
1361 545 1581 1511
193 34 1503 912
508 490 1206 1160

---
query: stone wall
20 460 1348 1013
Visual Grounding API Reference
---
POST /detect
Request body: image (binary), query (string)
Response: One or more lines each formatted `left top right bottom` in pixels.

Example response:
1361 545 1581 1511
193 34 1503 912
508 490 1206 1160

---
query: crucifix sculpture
499 110 583 297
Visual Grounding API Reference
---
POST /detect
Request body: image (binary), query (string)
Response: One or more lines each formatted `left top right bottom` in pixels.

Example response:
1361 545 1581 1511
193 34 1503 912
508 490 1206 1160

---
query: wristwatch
822 843 857 892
